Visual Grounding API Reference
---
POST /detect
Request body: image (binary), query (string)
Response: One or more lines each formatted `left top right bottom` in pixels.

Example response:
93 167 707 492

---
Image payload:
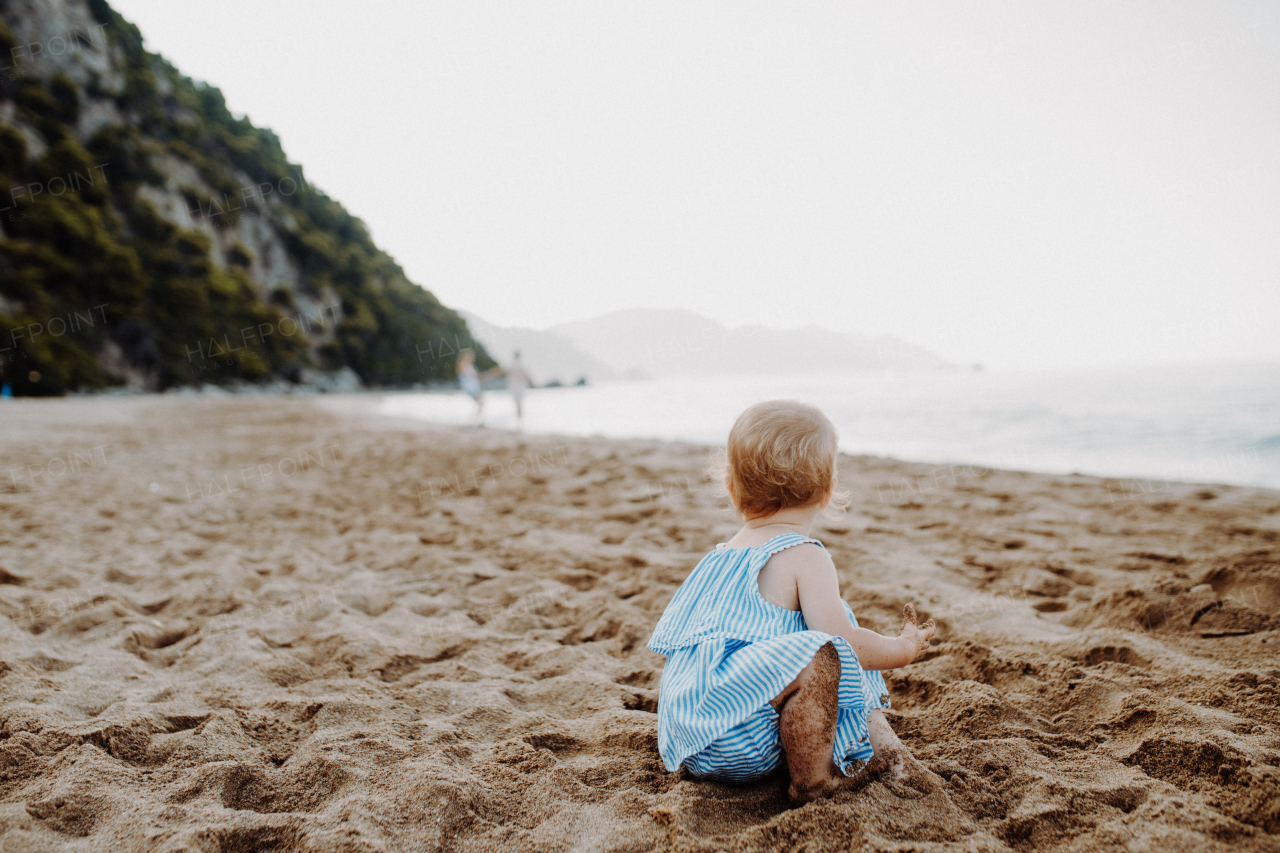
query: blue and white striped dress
648 533 891 782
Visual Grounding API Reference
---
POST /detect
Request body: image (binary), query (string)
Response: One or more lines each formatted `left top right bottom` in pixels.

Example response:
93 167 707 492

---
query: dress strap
760 532 825 557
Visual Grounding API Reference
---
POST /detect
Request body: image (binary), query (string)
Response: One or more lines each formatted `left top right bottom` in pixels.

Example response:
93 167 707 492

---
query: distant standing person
457 349 485 424
506 350 531 424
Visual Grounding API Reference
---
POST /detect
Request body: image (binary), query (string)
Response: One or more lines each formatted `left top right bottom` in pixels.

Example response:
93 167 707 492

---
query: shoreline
9 389 1274 496
9 363 1279 492
1 394 1278 851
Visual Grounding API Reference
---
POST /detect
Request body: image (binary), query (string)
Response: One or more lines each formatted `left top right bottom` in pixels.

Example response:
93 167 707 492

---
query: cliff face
0 0 491 394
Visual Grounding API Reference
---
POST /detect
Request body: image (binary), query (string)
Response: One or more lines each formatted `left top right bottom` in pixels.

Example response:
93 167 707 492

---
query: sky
107 0 1280 370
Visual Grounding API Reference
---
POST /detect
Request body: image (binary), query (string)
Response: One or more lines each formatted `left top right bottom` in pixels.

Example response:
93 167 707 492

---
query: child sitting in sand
648 400 941 804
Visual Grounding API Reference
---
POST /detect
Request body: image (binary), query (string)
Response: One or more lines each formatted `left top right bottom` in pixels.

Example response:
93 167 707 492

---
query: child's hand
898 603 936 662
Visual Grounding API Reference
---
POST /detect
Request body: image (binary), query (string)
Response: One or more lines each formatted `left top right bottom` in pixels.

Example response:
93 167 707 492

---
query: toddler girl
648 400 939 803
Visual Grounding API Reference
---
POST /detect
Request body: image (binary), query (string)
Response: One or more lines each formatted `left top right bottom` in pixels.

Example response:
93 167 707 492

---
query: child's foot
861 747 944 799
787 775 837 805
788 762 868 804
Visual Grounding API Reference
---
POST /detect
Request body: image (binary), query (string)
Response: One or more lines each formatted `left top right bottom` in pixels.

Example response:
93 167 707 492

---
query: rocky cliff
0 0 491 395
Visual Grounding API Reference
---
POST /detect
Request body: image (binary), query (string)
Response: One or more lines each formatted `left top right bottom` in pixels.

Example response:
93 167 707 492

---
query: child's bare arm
794 548 936 670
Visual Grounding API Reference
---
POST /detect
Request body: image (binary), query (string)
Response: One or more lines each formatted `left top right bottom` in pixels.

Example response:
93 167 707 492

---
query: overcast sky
108 0 1279 370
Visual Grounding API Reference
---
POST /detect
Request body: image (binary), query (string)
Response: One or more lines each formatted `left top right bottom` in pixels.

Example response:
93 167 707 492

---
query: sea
378 361 1280 491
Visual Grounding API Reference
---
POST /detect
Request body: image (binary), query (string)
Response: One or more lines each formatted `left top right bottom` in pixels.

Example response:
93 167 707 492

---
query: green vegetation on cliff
0 0 492 395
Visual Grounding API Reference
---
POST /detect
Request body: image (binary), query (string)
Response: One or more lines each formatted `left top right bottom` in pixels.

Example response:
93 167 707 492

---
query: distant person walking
505 350 531 424
457 349 485 425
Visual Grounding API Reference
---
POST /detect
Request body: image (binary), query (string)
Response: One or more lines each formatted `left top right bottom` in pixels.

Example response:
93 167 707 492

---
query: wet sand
1 394 1278 852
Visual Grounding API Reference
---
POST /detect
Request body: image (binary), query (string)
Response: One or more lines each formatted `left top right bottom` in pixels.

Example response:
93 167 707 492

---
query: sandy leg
777 642 860 804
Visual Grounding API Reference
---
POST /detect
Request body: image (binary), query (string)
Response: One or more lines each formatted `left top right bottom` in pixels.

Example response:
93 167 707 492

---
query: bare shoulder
758 544 839 610
758 543 834 610
766 542 836 580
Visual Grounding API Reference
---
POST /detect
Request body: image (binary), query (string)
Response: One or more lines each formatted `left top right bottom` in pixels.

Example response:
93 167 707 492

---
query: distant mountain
548 308 949 378
0 0 490 395
458 312 617 386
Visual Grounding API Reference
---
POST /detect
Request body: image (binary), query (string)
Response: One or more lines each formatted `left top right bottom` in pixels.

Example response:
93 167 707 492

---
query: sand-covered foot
787 779 828 804
872 747 945 799
840 749 945 800
790 762 874 804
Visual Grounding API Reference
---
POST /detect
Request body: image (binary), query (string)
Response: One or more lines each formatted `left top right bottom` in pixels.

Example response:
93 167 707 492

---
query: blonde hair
713 399 849 519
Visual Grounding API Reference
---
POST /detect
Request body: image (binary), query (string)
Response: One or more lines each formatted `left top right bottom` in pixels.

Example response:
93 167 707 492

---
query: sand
0 394 1278 853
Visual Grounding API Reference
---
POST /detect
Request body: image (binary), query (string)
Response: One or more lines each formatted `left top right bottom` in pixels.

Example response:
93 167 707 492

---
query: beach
1 394 1278 852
